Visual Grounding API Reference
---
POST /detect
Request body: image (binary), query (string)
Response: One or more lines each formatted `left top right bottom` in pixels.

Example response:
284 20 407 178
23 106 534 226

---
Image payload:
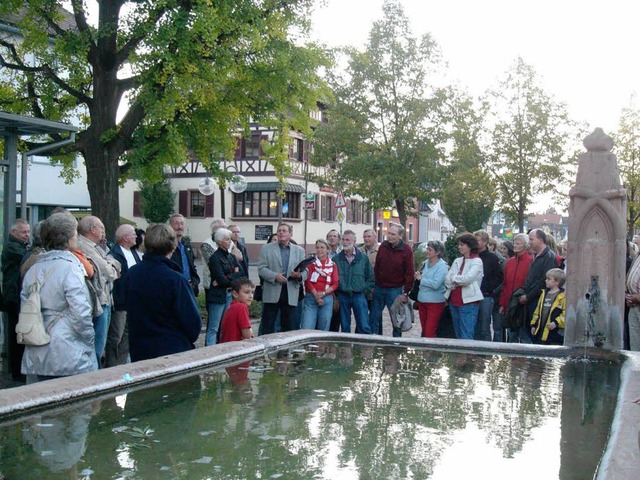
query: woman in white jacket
445 233 484 340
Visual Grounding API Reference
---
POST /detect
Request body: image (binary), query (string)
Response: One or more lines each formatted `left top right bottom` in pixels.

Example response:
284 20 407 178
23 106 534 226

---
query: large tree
439 90 495 232
310 0 444 227
484 57 575 231
0 0 326 235
612 98 640 239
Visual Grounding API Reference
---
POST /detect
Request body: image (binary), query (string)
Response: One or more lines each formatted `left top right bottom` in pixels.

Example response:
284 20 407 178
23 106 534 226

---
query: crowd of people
3 210 639 387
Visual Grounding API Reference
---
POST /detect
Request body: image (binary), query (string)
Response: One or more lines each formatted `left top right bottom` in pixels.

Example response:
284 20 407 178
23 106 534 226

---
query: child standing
530 268 566 345
220 278 255 343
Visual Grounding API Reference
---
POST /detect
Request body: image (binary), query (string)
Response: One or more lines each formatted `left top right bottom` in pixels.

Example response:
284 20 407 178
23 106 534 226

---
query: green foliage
612 97 640 238
444 234 460 267
249 300 262 320
413 246 427 271
0 0 328 235
196 290 207 320
440 90 495 231
310 0 445 227
138 178 175 224
484 58 576 231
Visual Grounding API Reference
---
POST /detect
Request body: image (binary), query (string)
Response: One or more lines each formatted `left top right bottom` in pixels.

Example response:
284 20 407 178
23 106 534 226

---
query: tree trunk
518 210 525 233
84 141 121 239
396 198 408 235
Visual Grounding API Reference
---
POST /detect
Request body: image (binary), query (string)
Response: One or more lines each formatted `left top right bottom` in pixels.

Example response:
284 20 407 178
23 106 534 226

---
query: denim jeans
206 292 232 346
474 297 494 341
300 293 333 331
370 286 403 337
338 292 371 334
291 298 303 331
93 304 111 366
450 303 479 340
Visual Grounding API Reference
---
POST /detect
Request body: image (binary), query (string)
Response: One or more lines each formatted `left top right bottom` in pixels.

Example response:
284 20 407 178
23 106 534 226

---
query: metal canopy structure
0 111 77 239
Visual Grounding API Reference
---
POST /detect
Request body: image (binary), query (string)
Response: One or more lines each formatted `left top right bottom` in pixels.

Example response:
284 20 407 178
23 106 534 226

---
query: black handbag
408 279 420 302
408 261 425 301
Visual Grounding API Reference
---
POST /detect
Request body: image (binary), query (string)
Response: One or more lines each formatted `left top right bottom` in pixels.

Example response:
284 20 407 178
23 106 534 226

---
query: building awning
245 182 305 193
0 111 78 136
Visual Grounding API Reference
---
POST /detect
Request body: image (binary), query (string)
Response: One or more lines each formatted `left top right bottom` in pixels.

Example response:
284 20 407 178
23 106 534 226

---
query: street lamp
196 173 247 218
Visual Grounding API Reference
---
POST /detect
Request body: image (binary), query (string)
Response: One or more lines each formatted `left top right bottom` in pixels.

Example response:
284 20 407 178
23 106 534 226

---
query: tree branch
115 3 172 66
0 43 92 106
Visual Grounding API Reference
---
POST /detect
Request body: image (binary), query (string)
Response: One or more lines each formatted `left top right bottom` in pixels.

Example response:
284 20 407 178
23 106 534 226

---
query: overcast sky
310 0 640 135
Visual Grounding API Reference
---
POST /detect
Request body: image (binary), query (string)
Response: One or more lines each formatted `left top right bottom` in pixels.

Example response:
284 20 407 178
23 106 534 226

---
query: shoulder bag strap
39 260 69 333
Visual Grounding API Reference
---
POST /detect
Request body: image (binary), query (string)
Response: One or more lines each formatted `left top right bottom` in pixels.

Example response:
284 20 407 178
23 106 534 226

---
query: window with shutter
178 190 189 216
133 191 141 217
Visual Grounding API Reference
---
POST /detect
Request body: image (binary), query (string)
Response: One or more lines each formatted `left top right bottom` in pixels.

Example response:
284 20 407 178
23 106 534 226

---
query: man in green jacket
1 218 30 381
335 230 374 334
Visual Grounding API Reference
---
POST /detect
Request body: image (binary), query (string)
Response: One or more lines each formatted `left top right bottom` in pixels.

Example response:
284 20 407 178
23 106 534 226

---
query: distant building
527 213 568 240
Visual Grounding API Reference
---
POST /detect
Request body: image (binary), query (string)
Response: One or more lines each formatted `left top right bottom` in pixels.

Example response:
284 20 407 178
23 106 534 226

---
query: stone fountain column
564 128 626 349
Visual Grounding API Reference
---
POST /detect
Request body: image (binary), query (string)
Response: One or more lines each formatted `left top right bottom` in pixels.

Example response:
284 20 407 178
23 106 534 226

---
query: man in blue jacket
127 224 202 361
335 230 374 334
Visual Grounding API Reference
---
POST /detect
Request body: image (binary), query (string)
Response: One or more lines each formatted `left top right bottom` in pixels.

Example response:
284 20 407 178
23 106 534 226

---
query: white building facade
119 124 375 260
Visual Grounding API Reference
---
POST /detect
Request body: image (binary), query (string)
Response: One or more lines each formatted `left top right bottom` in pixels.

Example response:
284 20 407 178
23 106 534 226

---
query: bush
249 300 262 319
414 246 428 271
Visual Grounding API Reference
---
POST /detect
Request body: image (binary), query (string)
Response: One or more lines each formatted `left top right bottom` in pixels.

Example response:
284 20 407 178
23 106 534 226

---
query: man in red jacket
370 223 415 337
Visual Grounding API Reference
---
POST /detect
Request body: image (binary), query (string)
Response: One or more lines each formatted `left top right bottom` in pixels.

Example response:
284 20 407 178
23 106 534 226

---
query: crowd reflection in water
0 344 623 479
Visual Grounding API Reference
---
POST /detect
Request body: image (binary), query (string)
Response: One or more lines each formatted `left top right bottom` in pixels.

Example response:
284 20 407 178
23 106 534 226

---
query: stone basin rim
0 330 637 480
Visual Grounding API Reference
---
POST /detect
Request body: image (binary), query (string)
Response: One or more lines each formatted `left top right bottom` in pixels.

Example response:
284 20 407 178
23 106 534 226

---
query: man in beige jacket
77 216 121 366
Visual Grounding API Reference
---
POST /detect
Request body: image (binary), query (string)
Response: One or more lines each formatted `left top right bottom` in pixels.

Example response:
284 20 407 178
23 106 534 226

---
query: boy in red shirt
220 278 255 343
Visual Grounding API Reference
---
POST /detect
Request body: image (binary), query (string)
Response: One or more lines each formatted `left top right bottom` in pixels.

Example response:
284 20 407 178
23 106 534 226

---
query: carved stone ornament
583 127 614 152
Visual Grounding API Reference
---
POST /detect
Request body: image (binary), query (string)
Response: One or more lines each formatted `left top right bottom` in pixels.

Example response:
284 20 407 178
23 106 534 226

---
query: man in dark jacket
518 228 558 343
474 230 504 341
169 213 200 298
229 224 249 276
335 230 374 334
371 223 414 337
1 218 30 381
106 224 141 367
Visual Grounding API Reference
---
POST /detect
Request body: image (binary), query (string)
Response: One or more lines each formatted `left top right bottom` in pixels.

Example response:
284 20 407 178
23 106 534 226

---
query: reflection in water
0 344 620 479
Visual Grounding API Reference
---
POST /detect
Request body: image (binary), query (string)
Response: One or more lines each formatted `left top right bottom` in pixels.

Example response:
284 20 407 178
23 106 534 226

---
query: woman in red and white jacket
300 240 339 331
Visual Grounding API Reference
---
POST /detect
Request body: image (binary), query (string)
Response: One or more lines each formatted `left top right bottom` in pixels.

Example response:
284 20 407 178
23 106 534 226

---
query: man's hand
547 322 556 331
275 273 288 284
289 270 302 279
499 306 505 314
519 294 527 305
400 293 408 304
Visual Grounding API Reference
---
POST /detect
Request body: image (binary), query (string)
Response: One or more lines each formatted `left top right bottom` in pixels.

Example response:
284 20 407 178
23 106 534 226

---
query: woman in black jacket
206 228 244 345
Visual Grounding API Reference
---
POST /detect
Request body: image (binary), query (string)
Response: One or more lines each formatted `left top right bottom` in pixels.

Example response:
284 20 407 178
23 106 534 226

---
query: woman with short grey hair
499 232 533 342
415 240 449 338
21 213 97 383
206 227 244 345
